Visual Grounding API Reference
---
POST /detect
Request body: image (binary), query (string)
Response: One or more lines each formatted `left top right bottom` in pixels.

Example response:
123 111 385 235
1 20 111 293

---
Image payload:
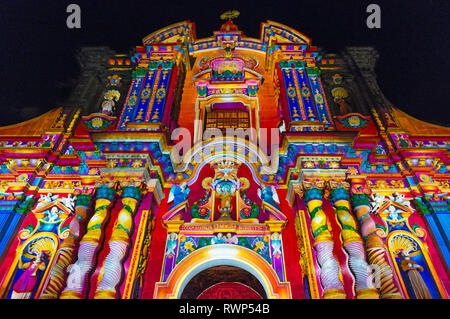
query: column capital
350 193 371 210
95 183 116 201
347 178 371 195
74 193 93 209
120 185 142 201
328 181 350 204
290 180 325 201
303 186 323 203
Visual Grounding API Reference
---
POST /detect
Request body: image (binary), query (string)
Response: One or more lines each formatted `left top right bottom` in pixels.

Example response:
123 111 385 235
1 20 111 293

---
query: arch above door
154 244 291 299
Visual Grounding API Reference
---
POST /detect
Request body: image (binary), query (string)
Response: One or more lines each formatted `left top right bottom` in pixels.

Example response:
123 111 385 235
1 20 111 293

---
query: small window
205 108 250 134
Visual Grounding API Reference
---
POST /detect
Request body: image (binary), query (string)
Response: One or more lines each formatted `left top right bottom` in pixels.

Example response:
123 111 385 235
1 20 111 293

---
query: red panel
87 201 123 298
278 188 303 298
197 282 263 299
140 188 170 299
321 199 355 298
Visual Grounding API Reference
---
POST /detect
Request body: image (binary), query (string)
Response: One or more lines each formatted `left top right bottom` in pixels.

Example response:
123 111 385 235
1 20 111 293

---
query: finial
220 10 240 21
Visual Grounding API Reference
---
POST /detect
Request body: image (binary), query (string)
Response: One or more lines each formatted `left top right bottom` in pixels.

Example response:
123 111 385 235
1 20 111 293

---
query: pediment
378 200 413 219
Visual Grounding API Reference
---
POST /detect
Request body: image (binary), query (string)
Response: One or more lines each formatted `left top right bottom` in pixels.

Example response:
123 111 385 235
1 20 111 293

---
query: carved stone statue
218 184 233 219
11 251 50 299
168 182 190 209
100 98 115 115
370 192 385 213
100 90 120 115
257 185 280 208
331 87 351 115
399 251 432 299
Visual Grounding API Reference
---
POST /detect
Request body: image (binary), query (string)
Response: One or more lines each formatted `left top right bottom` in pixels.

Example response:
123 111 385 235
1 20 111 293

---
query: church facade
0 20 448 299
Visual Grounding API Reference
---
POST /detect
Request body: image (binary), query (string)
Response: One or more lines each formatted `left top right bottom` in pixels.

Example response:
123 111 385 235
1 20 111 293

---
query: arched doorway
154 244 291 299
198 282 263 299
180 265 266 299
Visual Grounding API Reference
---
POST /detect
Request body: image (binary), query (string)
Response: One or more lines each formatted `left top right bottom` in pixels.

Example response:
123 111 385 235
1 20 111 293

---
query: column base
356 288 380 299
322 289 346 299
40 294 57 299
60 290 83 299
381 293 403 299
94 289 117 299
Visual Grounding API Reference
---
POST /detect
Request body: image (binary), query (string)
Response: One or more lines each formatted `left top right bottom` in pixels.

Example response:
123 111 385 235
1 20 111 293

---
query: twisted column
94 184 141 299
350 187 402 299
41 192 94 299
302 182 346 299
60 184 116 299
329 182 379 299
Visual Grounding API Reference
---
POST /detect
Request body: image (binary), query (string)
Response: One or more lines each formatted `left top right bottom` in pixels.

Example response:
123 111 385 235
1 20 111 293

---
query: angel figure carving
211 233 226 245
167 182 190 209
36 193 59 209
258 185 280 209
390 192 413 210
370 193 385 213
165 233 178 258
225 233 238 245
271 232 282 258
59 193 76 211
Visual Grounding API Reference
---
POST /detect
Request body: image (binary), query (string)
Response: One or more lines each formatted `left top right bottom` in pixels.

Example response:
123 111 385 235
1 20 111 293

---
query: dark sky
0 0 448 126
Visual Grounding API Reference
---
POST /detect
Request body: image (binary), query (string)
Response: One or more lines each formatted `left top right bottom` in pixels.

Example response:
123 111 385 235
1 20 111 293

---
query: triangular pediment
378 200 413 218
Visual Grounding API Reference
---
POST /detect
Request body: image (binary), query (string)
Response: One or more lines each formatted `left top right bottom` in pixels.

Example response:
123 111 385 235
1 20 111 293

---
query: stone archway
197 282 263 299
180 265 266 299
154 244 291 299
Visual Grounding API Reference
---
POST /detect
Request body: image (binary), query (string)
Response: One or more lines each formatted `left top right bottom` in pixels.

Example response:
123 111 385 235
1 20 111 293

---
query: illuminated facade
0 20 449 299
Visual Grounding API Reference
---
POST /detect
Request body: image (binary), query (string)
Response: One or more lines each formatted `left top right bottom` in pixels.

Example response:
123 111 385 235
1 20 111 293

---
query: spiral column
60 184 116 299
94 185 141 299
302 183 346 299
329 182 379 299
350 188 402 299
41 192 94 299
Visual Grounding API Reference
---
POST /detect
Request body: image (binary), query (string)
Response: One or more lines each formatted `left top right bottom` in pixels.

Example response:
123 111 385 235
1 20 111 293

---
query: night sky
0 0 448 126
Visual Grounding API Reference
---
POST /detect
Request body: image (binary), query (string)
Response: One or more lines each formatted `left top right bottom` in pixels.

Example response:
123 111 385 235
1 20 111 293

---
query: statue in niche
398 251 432 299
217 183 234 220
100 98 115 115
100 90 120 116
223 42 234 58
11 235 56 299
11 250 50 299
330 74 352 115
331 87 351 115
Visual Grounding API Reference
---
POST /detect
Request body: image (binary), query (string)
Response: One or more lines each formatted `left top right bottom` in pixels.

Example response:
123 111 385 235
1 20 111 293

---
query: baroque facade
0 20 449 299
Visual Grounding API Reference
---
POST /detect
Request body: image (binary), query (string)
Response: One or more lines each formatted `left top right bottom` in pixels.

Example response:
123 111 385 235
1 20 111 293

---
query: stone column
302 181 346 299
328 181 379 299
349 184 402 299
94 184 142 299
60 184 116 299
41 192 94 299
